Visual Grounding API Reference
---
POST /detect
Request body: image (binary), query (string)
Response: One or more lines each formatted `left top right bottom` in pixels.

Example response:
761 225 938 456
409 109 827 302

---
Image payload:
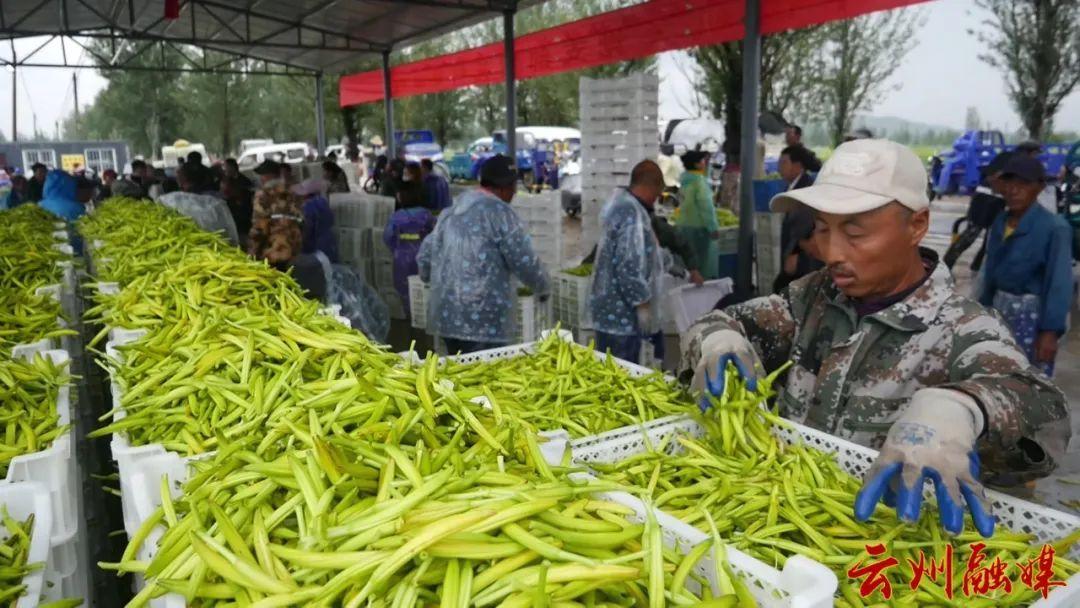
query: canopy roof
1 0 535 74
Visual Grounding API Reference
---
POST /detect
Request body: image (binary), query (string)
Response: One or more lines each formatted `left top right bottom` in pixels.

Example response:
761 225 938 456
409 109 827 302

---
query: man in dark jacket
784 125 822 172
774 145 823 292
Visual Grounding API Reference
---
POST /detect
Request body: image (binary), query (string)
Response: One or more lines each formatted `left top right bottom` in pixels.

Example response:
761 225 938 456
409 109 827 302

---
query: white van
237 142 313 168
161 140 209 168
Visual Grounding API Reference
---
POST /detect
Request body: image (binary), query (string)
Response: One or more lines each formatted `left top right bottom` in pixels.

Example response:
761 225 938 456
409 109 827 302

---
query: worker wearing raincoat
675 151 720 279
383 192 436 314
417 155 550 354
590 161 667 364
39 170 86 222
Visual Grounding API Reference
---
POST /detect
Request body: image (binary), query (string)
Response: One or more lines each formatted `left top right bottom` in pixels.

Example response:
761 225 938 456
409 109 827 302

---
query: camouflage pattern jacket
248 179 303 265
680 251 1070 484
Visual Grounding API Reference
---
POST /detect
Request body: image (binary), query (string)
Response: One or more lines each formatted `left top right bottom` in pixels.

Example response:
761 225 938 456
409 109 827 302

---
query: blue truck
931 130 1070 195
448 127 580 189
394 130 449 177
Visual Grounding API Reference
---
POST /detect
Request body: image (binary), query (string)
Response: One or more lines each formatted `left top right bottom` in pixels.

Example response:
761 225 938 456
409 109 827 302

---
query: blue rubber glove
853 388 995 537
690 330 763 411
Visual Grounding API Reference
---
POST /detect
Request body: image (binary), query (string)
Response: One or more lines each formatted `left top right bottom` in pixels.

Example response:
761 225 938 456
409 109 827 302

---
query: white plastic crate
122 443 817 608
581 129 658 147
3 349 77 544
553 270 592 330
0 481 53 608
407 275 427 330
717 226 739 254
665 278 733 335
125 451 192 608
583 157 638 174
43 528 86 605
547 414 1080 607
580 72 658 93
373 259 394 292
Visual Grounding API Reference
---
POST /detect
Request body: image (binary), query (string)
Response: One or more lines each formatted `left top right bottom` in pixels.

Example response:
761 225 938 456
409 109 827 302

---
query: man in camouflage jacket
682 139 1069 536
248 159 303 266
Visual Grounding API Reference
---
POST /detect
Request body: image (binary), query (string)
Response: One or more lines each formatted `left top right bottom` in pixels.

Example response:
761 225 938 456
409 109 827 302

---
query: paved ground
558 196 1080 512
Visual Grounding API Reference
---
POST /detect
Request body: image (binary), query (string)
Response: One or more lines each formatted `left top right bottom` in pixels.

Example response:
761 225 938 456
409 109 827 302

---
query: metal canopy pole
10 68 15 142
382 50 395 159
503 7 516 162
736 0 761 297
314 71 327 157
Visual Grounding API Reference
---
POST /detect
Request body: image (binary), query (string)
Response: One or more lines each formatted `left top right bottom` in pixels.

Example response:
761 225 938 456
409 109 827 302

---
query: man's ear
909 207 930 245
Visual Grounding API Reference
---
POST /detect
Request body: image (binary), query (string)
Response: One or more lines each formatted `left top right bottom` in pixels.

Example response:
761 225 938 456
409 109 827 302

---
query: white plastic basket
123 446 828 608
407 275 427 329
0 481 53 608
547 472 835 607
666 278 733 335
553 271 592 330
545 414 1080 607
124 451 193 608
2 350 77 544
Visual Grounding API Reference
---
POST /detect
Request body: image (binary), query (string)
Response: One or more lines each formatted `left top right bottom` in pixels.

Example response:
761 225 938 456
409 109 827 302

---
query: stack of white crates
579 74 659 246
328 193 405 318
512 191 563 273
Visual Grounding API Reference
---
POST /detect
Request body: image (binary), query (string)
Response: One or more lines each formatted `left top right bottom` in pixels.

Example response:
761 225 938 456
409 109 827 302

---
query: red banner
339 0 928 107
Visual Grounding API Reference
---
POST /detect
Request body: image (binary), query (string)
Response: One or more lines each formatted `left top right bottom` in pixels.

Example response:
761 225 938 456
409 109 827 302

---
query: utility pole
72 73 80 139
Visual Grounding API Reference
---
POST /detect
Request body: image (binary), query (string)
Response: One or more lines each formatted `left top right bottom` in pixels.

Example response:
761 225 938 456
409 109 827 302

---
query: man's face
225 164 238 177
812 203 929 299
778 154 801 183
258 173 274 186
1001 177 1042 214
33 168 46 181
785 128 799 147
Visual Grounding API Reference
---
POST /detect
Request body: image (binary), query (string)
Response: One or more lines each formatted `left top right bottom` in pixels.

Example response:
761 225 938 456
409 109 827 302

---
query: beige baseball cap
770 139 930 214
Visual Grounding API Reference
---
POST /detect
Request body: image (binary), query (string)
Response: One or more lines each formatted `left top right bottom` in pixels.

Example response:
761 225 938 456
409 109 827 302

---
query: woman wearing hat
675 151 721 279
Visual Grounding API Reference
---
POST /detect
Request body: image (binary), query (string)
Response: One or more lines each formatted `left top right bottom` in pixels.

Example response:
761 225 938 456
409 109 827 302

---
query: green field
813 144 942 164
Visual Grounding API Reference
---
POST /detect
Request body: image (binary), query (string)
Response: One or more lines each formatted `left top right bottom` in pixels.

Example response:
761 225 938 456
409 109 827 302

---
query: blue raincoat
384 207 436 309
417 188 550 343
590 188 665 336
301 194 340 263
38 170 85 222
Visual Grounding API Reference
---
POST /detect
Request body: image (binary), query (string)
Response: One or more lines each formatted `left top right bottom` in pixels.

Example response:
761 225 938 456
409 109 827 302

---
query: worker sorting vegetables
680 139 1071 538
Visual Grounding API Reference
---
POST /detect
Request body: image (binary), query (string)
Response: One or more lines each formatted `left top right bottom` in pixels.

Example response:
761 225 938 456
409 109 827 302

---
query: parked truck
931 130 1070 195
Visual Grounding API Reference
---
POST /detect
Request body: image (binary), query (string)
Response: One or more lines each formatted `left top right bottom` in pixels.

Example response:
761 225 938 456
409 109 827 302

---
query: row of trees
62 0 1078 161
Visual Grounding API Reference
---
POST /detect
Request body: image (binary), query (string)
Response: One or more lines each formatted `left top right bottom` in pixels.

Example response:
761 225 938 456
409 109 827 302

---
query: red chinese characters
1017 545 1067 599
908 544 954 599
962 542 1013 596
848 543 900 599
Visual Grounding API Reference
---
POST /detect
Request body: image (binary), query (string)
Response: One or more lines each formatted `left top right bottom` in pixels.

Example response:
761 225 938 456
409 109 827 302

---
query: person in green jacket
675 151 721 279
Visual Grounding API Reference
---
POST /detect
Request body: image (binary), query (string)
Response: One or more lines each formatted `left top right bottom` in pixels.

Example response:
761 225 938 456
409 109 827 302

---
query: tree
691 27 826 164
816 10 922 146
964 106 982 130
973 0 1080 140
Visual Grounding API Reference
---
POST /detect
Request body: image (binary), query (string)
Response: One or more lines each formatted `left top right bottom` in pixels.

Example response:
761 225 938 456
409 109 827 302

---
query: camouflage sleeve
678 293 797 378
247 190 270 257
941 311 1070 483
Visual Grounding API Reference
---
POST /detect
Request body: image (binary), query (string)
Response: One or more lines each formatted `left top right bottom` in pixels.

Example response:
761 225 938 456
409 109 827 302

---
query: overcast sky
0 0 1077 142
